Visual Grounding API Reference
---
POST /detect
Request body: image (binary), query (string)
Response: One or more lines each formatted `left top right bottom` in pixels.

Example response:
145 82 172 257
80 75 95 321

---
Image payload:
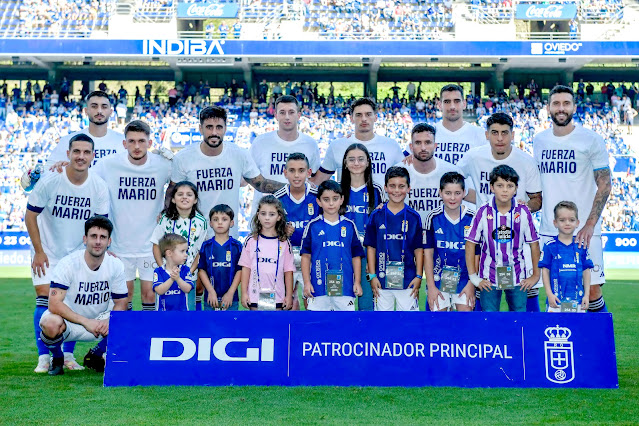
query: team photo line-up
26 82 611 376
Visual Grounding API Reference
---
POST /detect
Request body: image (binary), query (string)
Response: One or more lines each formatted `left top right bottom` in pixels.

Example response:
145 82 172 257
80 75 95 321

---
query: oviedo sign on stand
104 312 618 388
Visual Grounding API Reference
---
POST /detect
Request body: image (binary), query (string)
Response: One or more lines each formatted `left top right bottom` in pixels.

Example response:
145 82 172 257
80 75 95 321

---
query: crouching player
39 217 127 375
424 172 476 311
275 153 319 309
365 166 423 311
301 180 364 311
539 201 593 312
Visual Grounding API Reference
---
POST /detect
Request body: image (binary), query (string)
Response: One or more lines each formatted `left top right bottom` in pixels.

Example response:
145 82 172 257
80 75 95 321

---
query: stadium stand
0 79 636 235
133 0 175 23
0 0 113 38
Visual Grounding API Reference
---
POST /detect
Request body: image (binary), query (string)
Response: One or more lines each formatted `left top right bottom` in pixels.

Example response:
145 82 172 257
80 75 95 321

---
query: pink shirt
239 234 295 303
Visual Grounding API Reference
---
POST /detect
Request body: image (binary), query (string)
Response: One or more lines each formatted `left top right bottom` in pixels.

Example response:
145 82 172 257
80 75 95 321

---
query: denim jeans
480 287 527 312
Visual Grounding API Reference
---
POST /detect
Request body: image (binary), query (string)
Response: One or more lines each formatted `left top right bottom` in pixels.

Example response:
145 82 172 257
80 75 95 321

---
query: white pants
375 288 419 311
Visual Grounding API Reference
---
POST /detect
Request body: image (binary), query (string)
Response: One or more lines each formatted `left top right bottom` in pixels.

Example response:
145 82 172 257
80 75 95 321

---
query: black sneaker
83 350 105 373
48 357 64 376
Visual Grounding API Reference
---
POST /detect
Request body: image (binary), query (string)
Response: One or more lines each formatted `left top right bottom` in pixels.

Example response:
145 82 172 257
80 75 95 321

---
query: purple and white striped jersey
465 195 539 286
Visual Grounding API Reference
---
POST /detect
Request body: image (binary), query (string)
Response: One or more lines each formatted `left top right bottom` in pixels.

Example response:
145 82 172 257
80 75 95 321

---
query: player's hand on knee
97 319 109 337
50 161 69 173
303 282 314 299
32 251 49 277
84 319 102 337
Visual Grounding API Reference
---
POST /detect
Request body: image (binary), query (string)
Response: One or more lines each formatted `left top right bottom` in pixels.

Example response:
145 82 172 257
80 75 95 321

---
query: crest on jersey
153 272 158 282
514 212 521 223
341 226 347 237
226 250 231 262
464 225 471 237
544 325 575 384
308 203 314 216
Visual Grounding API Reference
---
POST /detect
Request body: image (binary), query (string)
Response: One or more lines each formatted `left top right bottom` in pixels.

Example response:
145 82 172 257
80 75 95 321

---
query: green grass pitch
1 267 638 424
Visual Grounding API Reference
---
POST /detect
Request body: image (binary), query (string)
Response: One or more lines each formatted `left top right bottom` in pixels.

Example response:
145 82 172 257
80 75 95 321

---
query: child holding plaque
424 172 477 312
464 165 540 312
239 195 295 311
539 201 593 313
364 166 424 311
301 180 365 311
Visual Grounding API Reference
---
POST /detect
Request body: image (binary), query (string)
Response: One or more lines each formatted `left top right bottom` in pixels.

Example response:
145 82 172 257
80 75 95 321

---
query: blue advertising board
4 39 639 57
104 311 618 388
0 231 31 250
177 2 240 19
516 4 577 20
602 233 639 252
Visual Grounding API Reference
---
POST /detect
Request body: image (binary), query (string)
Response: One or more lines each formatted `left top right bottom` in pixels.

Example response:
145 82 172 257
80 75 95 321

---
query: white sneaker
34 354 50 373
63 352 85 370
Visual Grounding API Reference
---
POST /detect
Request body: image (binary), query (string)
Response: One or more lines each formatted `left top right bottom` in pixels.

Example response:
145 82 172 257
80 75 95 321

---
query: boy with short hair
364 166 424 311
539 201 593 312
465 165 541 312
153 233 193 311
424 172 476 312
274 152 319 309
198 204 243 310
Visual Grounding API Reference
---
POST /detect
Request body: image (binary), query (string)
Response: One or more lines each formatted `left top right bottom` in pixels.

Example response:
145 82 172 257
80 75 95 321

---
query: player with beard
398 123 474 225
434 84 487 166
533 85 612 313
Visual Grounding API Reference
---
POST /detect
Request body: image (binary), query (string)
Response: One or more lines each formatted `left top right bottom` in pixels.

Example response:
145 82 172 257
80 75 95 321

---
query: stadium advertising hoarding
104 311 617 388
515 4 577 20
3 39 639 57
177 2 240 19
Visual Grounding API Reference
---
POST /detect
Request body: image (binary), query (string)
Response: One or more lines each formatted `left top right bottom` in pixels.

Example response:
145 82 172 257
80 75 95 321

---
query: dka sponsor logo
531 42 582 55
149 337 274 361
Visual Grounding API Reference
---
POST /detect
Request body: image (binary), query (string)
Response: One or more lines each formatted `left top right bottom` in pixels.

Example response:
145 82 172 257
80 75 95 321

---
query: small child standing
153 233 194 311
239 195 295 311
301 180 365 311
539 201 593 313
364 166 424 312
198 204 243 311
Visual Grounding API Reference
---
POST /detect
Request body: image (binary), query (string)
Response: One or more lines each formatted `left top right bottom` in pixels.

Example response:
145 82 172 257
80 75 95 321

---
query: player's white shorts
306 295 355 311
375 288 419 312
119 255 156 282
540 235 605 285
30 250 58 286
429 290 470 311
40 309 104 343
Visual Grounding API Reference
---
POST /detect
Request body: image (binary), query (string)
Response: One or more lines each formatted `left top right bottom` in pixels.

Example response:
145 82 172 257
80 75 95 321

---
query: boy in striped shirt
464 165 540 312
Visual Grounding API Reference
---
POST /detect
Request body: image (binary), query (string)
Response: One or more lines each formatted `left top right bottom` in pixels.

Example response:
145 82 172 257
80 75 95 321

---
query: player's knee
589 285 602 300
40 314 65 338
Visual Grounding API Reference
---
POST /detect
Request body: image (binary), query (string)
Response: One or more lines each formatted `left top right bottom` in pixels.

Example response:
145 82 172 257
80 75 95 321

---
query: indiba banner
104 312 617 388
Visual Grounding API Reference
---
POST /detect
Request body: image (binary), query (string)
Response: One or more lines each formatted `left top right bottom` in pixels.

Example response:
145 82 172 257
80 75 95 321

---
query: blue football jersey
153 265 193 311
538 237 594 301
363 204 424 290
343 183 385 237
301 216 365 297
274 184 319 247
424 206 475 293
198 236 243 302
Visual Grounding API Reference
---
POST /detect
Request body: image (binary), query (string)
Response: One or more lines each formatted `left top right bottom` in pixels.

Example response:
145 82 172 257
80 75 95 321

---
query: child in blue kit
301 180 365 311
364 166 424 311
198 204 243 311
274 152 319 309
153 233 194 311
539 201 593 313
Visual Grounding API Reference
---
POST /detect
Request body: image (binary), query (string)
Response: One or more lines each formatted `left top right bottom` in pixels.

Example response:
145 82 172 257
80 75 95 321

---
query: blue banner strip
104 311 618 388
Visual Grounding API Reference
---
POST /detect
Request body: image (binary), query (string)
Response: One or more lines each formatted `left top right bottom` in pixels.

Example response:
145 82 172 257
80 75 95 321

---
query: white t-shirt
398 159 462 224
457 144 542 208
171 142 260 237
320 134 405 187
434 121 487 165
533 125 610 236
92 152 171 257
27 170 109 262
46 129 124 170
249 130 320 213
50 250 127 319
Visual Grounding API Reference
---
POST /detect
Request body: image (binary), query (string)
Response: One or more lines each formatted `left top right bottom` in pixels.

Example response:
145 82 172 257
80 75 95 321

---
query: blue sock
588 296 608 313
63 341 76 354
195 294 203 311
35 296 49 356
40 331 64 358
91 338 108 356
526 295 540 312
474 290 482 312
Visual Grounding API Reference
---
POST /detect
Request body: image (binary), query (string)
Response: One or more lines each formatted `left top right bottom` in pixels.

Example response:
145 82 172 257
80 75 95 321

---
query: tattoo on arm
51 290 57 296
526 192 542 213
246 175 285 194
588 167 612 225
